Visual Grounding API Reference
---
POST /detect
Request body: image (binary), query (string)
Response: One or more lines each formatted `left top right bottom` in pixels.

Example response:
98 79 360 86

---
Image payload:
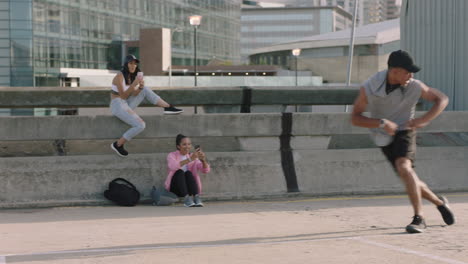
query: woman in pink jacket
165 134 210 207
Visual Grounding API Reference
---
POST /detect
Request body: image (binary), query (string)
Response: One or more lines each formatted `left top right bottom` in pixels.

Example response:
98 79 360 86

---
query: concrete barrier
1 112 468 208
0 152 287 208
295 147 468 195
4 111 466 141
0 86 359 108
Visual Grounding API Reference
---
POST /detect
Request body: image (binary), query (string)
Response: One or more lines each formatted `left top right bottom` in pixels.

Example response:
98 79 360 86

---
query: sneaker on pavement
437 196 455 225
184 195 196 207
406 215 426 234
111 141 128 157
164 105 183 115
194 195 204 207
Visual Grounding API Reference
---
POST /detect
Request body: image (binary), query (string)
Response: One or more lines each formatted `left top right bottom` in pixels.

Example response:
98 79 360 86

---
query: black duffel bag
104 178 140 206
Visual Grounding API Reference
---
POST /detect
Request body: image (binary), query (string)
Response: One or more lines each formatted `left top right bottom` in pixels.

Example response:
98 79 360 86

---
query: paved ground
1 193 467 264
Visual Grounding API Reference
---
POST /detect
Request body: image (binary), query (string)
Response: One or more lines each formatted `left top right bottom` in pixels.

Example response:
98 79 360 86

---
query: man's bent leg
395 157 428 233
419 180 443 206
395 157 423 216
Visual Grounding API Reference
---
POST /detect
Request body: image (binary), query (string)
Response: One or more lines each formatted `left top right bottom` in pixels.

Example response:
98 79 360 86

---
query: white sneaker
183 195 196 207
194 195 204 207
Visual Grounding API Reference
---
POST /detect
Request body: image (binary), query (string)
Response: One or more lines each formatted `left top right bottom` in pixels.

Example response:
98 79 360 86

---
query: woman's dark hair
121 54 141 85
176 134 187 149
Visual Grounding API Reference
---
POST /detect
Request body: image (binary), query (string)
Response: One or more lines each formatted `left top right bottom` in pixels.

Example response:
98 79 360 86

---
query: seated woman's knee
173 169 185 178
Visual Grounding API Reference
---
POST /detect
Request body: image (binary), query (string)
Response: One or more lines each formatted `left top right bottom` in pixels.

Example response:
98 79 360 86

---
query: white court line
3 235 467 264
353 237 468 264
0 236 354 261
211 193 468 206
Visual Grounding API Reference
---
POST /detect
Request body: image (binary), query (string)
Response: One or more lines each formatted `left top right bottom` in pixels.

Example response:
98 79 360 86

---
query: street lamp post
292 48 301 112
189 15 202 114
169 27 183 87
189 15 202 86
345 0 360 112
292 48 301 86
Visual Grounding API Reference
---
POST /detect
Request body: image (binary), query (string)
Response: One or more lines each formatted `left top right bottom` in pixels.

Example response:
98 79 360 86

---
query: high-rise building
0 0 241 87
249 19 400 83
386 0 402 19
241 5 352 62
363 0 387 24
252 0 401 25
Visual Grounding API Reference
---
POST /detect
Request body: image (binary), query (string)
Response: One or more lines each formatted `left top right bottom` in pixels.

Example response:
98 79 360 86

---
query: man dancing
351 50 455 233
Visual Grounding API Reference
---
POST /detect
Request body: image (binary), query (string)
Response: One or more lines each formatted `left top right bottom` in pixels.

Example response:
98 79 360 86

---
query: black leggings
170 169 199 197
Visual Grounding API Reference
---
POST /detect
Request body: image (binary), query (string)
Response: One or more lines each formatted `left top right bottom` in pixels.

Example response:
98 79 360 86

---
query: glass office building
241 6 351 62
0 0 241 87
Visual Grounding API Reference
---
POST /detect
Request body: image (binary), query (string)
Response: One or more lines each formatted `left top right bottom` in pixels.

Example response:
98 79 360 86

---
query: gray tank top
363 70 423 146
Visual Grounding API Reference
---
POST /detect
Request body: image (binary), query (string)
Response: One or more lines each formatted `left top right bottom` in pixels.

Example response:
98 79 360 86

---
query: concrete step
1 147 467 208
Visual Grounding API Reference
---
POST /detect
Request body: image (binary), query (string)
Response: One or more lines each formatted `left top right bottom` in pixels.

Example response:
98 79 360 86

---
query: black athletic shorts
380 130 416 168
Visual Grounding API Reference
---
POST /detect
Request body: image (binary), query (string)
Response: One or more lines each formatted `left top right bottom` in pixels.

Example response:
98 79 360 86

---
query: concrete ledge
2 112 468 142
0 86 359 108
250 86 358 105
0 151 287 208
1 147 466 208
0 137 281 157
295 147 468 195
0 114 283 141
292 111 468 135
2 133 466 157
0 87 243 107
1 112 468 208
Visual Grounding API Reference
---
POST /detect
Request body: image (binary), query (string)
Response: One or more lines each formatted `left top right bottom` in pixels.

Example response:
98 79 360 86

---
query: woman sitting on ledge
165 134 210 207
110 54 182 157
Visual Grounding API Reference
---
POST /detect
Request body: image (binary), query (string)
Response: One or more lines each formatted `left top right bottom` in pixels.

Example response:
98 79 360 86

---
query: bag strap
110 178 138 191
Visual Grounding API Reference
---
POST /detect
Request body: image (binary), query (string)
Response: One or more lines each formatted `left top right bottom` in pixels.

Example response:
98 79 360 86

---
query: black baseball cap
124 54 140 64
387 50 421 73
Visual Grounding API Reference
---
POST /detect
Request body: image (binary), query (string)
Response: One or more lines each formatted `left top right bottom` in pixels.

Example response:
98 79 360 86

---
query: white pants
110 87 160 141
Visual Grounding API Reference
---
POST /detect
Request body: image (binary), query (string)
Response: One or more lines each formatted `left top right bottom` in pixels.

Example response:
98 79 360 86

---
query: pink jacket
164 151 211 194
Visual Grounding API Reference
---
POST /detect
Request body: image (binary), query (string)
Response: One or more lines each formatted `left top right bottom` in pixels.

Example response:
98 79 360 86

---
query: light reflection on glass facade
0 0 241 87
241 7 351 62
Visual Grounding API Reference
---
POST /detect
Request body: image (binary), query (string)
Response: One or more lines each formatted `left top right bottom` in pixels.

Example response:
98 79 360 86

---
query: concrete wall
0 152 287 207
1 112 468 208
0 86 357 108
295 147 468 195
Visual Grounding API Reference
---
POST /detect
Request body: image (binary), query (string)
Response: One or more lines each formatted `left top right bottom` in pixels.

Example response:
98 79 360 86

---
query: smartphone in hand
194 145 201 151
137 72 144 80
